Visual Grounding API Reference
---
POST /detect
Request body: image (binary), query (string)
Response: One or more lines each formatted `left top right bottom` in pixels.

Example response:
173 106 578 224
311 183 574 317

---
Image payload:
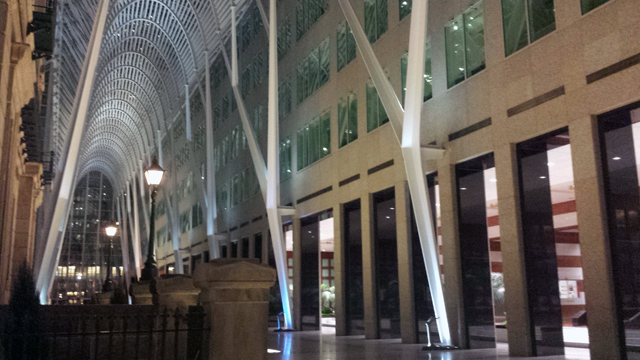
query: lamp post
102 223 117 292
140 157 165 282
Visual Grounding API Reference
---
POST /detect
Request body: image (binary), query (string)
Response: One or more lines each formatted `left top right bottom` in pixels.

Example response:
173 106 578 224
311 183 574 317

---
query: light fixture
460 187 467 190
489 178 497 183
547 162 555 166
613 157 621 161
540 176 547 179
144 157 165 186
105 224 117 237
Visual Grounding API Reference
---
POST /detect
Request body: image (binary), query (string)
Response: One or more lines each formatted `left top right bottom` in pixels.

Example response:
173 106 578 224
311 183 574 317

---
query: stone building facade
0 0 47 304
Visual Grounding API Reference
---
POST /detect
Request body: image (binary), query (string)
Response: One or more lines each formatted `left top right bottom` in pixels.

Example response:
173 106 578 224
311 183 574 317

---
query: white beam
138 162 150 239
337 0 403 141
116 196 132 302
203 50 219 259
400 0 451 345
129 181 143 279
266 0 293 330
158 130 164 167
36 0 111 303
185 84 192 140
338 0 451 344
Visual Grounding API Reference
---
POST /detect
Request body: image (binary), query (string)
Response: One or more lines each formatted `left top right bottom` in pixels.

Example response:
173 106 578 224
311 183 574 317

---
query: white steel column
185 84 192 140
125 186 142 279
338 0 451 344
400 0 451 345
203 50 219 259
265 0 293 329
116 196 131 300
138 161 150 239
130 180 144 279
165 188 184 274
337 0 403 141
158 130 164 167
36 0 111 304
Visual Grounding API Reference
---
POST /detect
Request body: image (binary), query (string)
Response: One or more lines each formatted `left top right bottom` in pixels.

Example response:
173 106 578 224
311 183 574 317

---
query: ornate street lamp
102 223 118 292
140 157 165 282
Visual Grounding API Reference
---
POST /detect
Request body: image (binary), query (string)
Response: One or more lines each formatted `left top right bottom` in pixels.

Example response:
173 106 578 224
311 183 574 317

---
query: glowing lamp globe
144 158 165 186
105 225 117 237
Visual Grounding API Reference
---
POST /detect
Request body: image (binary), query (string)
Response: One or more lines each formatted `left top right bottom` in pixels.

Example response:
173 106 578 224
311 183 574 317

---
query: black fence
0 305 209 360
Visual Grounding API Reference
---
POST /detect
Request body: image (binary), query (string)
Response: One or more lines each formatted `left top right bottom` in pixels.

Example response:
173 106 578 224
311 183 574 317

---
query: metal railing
1 305 208 360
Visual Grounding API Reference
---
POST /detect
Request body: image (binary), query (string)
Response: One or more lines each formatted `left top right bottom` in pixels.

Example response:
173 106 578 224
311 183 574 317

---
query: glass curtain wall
517 128 588 355
373 188 400 338
344 200 364 335
53 171 119 304
501 0 556 57
598 102 640 358
455 154 499 349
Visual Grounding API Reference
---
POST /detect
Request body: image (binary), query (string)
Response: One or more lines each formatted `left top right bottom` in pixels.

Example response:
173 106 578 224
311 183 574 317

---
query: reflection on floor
266 329 591 360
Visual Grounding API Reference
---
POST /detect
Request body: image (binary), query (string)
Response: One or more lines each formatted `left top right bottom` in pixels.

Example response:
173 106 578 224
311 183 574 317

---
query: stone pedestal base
194 259 275 360
97 291 112 304
129 281 154 305
155 275 199 312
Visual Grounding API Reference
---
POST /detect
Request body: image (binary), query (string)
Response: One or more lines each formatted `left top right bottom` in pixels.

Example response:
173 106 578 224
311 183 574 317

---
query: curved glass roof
51 0 254 190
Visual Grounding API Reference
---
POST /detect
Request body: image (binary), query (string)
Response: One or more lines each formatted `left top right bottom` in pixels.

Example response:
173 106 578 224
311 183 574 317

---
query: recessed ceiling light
540 176 547 179
613 157 621 161
460 187 467 190
489 178 497 183
547 162 554 166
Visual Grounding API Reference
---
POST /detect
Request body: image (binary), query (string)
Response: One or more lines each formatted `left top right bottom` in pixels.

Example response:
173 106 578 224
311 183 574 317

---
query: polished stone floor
266 327 591 360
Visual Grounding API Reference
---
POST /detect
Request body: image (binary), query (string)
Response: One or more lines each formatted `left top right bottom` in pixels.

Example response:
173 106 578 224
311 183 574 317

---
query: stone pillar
155 274 200 313
193 259 275 360
569 116 623 360
396 181 417 343
129 281 154 305
437 161 466 348
361 193 378 339
494 144 533 357
333 203 347 336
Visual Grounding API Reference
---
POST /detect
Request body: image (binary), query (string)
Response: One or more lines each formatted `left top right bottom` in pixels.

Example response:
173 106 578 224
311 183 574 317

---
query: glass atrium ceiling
52 0 254 190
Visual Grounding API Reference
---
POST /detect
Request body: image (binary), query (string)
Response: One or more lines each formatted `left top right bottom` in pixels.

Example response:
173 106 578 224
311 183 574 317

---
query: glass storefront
598 102 640 359
455 153 500 349
343 200 364 335
517 128 588 355
373 188 400 338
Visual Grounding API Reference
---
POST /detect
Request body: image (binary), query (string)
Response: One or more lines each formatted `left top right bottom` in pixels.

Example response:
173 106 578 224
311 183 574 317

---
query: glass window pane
319 38 330 85
445 16 466 88
349 95 358 143
376 0 388 38
297 129 304 170
581 0 609 14
399 0 412 20
322 269 329 277
464 5 486 78
309 120 319 164
347 25 356 64
378 91 388 126
528 0 556 42
308 49 319 95
401 53 408 105
367 83 378 132
321 112 331 157
337 23 347 71
424 45 433 100
365 0 376 43
322 259 329 267
501 0 528 56
338 99 348 148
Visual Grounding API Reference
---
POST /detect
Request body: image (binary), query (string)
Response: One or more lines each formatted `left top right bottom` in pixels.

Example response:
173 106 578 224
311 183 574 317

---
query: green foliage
9 261 39 317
